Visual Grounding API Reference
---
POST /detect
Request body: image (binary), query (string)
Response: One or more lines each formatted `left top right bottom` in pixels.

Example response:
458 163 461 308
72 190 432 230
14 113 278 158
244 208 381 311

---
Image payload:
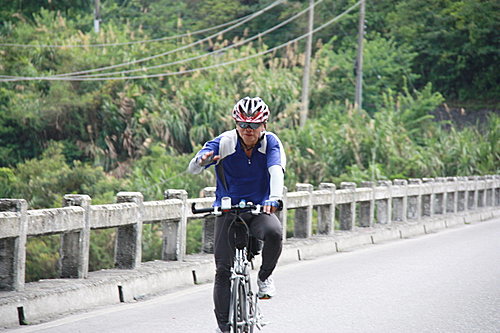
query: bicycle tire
239 279 249 332
229 276 239 332
230 277 242 333
230 276 253 333
248 289 257 333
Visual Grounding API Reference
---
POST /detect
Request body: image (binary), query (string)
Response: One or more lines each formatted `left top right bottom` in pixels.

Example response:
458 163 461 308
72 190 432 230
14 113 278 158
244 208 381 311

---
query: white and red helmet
232 97 270 123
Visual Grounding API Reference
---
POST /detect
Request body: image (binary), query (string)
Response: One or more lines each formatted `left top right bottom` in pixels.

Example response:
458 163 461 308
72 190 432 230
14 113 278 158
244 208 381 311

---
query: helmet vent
232 97 270 123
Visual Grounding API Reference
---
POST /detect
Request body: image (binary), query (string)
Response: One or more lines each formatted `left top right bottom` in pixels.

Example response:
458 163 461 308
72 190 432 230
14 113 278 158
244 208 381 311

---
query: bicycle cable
225 211 252 263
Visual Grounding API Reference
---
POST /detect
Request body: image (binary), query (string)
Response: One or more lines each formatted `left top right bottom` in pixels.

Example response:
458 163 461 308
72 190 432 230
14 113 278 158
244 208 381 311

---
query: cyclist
188 96 286 333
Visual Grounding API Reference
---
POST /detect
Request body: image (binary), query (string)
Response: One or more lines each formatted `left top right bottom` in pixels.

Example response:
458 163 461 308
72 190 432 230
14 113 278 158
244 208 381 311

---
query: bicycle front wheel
230 277 250 333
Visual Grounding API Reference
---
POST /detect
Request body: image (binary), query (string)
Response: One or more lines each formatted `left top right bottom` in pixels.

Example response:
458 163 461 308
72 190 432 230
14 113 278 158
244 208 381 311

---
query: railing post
161 202 178 260
318 183 336 234
295 183 313 238
467 176 478 210
359 181 374 227
407 178 422 220
164 189 188 261
446 177 458 213
376 180 392 224
339 182 356 230
61 195 91 278
495 175 500 207
422 178 434 217
275 186 288 241
201 187 216 253
392 179 408 222
485 175 494 207
457 176 468 212
0 199 27 291
115 192 143 269
433 177 446 215
477 176 486 208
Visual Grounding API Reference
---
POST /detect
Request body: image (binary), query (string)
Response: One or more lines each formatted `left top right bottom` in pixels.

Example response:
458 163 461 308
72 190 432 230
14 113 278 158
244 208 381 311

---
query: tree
311 34 418 113
386 0 500 102
6 142 123 208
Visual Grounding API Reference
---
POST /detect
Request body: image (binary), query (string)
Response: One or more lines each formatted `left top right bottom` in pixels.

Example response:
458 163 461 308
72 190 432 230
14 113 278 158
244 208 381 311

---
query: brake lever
251 204 262 215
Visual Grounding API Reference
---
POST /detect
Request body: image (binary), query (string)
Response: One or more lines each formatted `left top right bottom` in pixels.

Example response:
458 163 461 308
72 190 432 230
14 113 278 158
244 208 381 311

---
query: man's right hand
198 151 220 166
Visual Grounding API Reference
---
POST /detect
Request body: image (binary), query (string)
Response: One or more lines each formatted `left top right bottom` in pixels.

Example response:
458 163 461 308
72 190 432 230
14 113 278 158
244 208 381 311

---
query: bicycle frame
191 198 268 332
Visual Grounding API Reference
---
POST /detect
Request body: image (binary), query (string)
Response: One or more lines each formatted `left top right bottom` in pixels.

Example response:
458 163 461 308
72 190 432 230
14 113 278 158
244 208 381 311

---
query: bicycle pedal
256 320 269 329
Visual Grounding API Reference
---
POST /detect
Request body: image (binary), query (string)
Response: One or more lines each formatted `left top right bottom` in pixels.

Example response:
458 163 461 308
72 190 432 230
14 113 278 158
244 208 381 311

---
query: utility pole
94 0 100 33
355 0 366 110
300 0 314 127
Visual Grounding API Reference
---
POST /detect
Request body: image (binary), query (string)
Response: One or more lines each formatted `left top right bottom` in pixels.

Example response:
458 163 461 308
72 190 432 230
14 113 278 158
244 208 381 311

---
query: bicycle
192 197 267 333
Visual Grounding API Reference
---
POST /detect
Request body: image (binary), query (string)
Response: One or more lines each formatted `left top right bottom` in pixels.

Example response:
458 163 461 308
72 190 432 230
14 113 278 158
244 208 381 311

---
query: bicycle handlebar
191 201 260 215
191 197 282 216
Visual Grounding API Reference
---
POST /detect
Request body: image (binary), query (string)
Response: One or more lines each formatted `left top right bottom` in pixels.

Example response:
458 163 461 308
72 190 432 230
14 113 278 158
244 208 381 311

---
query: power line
40 0 325 79
0 1 361 82
53 0 284 77
0 14 248 48
1 0 322 81
0 2 272 48
1 1 358 82
0 0 284 80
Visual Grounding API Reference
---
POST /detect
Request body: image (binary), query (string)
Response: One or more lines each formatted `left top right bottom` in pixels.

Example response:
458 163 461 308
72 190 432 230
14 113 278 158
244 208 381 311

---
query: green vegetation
0 0 498 281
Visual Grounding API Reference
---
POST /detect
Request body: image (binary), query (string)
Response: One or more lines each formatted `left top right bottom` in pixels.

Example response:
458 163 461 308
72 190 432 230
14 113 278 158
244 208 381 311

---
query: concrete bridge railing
1 175 499 292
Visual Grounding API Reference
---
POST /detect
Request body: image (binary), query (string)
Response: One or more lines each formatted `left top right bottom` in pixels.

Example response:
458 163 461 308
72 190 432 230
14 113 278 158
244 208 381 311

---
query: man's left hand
263 200 279 214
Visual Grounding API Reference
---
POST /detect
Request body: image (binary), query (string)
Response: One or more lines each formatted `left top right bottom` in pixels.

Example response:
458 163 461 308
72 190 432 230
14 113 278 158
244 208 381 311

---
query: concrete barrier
0 175 499 328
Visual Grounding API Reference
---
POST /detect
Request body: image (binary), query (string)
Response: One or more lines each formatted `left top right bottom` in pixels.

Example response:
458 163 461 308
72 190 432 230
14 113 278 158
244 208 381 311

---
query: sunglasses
237 122 263 130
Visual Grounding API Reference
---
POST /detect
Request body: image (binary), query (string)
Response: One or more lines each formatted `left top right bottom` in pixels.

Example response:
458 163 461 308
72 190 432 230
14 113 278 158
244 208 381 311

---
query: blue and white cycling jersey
189 129 286 206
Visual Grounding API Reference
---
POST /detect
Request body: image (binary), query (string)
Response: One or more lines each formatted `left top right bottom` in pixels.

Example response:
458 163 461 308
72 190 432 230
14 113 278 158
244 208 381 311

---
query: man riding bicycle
188 97 286 333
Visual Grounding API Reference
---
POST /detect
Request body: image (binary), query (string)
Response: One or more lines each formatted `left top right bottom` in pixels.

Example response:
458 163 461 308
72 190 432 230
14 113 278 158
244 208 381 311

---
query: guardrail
1 175 499 292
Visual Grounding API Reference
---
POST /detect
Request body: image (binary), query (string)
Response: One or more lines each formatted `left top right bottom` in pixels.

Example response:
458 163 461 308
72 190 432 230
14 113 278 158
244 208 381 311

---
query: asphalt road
8 219 500 333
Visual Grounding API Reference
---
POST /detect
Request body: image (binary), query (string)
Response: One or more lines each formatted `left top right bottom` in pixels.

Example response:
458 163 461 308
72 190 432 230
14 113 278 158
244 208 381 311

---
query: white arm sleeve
268 164 284 201
187 155 204 174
